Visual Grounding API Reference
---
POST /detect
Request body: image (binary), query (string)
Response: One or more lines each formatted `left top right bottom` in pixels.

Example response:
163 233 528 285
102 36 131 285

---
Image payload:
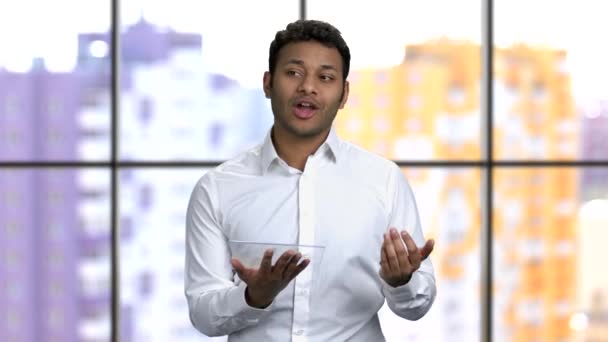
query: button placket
292 166 316 340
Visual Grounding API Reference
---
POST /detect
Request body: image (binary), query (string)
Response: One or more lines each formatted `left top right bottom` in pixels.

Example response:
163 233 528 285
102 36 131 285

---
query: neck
271 126 330 171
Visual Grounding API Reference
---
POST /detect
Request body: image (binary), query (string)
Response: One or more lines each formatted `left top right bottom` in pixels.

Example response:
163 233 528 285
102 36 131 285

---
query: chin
276 115 330 139
289 126 328 139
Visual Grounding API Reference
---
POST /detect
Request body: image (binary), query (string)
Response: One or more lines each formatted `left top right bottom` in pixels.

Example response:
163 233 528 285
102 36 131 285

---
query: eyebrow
285 58 339 72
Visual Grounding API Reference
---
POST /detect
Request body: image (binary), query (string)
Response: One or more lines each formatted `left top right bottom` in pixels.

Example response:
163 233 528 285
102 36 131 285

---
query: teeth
300 103 312 107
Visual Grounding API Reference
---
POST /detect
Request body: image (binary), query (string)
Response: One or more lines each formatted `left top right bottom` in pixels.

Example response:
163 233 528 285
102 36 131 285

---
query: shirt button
295 329 304 336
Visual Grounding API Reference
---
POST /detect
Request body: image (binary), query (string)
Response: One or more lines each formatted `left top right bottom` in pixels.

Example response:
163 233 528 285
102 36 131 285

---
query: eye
320 74 335 82
287 70 302 77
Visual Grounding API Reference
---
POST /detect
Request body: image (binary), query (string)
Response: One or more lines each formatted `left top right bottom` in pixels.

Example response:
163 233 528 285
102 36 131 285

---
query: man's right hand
231 249 310 309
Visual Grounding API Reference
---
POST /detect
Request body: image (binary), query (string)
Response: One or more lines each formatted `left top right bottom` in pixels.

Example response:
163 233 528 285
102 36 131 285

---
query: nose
297 74 317 95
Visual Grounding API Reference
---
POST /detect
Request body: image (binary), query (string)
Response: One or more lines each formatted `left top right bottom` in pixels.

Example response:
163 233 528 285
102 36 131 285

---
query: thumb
231 258 249 280
378 268 385 280
420 239 435 260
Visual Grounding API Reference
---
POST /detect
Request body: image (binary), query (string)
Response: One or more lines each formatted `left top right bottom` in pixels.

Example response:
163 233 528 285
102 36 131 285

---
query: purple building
78 19 202 68
0 30 110 342
0 71 36 160
0 169 36 342
0 68 87 340
581 101 608 200
0 18 202 342
1 16 275 341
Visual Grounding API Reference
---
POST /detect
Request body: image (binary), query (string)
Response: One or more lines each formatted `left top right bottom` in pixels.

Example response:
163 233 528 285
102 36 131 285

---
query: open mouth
293 100 319 119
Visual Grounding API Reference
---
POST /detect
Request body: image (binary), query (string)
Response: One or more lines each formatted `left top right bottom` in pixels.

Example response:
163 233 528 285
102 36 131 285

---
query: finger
401 231 421 268
287 258 310 281
379 236 386 263
282 252 302 279
383 232 400 271
379 237 387 265
420 239 435 260
231 258 249 280
379 247 390 279
259 249 274 274
390 228 409 269
272 250 296 274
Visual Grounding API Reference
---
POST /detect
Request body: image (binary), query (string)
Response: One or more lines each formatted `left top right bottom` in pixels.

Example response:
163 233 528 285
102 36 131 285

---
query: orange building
338 40 579 341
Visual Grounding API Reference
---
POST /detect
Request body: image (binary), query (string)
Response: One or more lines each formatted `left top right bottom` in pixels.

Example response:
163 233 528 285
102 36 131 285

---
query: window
2 1 608 341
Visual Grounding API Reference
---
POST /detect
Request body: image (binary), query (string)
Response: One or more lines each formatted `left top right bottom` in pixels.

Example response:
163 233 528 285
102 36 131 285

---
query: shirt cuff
382 271 423 302
227 281 274 322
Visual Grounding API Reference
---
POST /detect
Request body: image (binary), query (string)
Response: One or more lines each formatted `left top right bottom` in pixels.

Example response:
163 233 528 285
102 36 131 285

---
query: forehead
276 41 343 71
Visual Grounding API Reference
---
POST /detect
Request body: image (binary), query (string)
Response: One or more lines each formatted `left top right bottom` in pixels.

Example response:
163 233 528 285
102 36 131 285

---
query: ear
263 72 272 98
339 80 350 109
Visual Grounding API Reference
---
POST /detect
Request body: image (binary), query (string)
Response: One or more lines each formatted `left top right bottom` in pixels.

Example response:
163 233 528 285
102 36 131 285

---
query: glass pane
495 0 608 160
493 167 608 341
119 1 299 161
0 168 111 341
118 169 221 341
308 0 482 160
378 168 481 341
0 1 111 161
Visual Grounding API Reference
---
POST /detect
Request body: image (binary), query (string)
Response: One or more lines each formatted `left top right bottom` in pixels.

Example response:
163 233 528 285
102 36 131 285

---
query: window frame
1 1 607 341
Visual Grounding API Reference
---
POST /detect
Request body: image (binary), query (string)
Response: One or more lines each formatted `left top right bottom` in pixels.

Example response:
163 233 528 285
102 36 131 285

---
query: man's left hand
379 227 434 287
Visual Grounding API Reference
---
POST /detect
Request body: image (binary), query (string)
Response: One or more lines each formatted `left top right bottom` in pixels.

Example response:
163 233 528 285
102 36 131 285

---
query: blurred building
0 18 269 342
335 39 480 161
337 41 581 341
337 39 483 341
494 45 578 342
581 100 608 201
0 65 111 340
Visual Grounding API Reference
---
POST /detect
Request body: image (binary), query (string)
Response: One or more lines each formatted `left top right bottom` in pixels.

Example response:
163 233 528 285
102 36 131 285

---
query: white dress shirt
185 128 436 342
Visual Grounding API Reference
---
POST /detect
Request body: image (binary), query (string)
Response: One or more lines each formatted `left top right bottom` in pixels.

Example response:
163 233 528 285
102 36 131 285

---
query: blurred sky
0 0 606 99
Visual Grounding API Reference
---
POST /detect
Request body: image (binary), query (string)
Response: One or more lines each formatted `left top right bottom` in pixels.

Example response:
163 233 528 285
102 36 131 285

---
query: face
263 41 349 140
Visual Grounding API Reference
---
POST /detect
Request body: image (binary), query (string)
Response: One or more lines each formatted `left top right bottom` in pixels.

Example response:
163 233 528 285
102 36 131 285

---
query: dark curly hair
268 20 351 83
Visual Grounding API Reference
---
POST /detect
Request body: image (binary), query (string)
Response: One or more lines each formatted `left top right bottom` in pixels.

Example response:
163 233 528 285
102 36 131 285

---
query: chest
221 175 389 261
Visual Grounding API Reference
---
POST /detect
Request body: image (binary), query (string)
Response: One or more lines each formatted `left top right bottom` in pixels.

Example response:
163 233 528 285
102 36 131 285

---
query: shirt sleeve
381 164 437 320
184 173 273 337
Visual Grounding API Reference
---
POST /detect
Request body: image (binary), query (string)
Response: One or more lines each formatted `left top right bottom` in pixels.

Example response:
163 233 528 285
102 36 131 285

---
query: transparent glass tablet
228 240 325 270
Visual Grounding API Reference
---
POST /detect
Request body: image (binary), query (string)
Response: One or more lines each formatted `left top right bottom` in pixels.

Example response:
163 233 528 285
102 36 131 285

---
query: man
185 20 436 341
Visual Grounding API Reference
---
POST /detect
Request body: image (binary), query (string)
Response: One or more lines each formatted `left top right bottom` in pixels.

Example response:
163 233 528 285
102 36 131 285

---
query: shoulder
338 140 401 178
193 144 263 192
210 144 264 177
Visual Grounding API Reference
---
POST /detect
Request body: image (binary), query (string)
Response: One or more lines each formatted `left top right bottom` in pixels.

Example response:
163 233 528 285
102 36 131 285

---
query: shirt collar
323 126 341 162
260 126 342 174
260 130 280 173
